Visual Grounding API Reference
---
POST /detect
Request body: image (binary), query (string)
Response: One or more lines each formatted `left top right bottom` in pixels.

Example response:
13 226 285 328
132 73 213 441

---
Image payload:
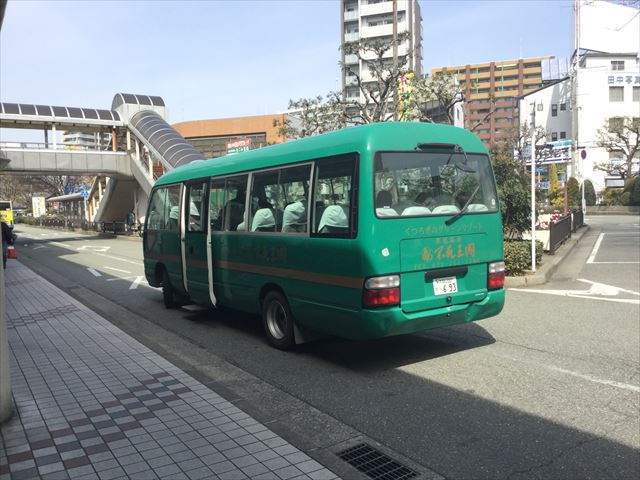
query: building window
551 132 558 141
537 103 543 111
560 131 566 139
609 117 624 130
611 60 624 71
609 86 624 102
560 103 567 111
552 104 558 117
634 87 640 102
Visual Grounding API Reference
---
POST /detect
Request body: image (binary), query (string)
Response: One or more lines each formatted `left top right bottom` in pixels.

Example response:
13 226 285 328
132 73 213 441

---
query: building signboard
226 138 251 155
32 196 46 218
607 75 640 85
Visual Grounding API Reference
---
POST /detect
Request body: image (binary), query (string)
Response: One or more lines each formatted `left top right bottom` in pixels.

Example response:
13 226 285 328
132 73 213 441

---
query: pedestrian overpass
0 94 204 223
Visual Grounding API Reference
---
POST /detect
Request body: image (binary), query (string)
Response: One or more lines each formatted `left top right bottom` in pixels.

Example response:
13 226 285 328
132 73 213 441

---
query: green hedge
504 240 544 276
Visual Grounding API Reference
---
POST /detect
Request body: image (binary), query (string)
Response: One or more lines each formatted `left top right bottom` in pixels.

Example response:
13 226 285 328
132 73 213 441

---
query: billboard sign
226 138 251 155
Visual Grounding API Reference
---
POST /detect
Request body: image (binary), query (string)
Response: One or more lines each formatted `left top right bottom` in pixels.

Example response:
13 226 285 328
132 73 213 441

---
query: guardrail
18 217 142 236
0 141 119 152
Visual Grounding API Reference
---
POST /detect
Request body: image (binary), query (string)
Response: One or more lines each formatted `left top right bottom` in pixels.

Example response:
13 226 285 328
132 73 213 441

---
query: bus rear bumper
352 289 505 340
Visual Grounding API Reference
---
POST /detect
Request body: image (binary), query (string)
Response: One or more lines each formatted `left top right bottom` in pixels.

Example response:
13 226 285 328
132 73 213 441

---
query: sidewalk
0 262 339 480
505 224 591 288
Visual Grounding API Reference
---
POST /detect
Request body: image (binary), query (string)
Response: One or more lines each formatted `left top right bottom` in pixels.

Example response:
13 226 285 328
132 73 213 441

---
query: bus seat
376 207 399 217
318 205 348 234
251 208 276 232
401 206 431 216
432 205 460 214
467 203 489 212
282 201 306 233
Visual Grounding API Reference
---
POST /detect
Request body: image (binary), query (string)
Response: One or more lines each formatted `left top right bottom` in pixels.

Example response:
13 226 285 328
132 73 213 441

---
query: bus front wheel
262 291 295 350
162 269 180 309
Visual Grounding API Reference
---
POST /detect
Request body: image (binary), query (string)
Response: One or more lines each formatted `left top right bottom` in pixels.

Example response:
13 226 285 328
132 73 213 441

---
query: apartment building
432 57 550 147
341 0 423 103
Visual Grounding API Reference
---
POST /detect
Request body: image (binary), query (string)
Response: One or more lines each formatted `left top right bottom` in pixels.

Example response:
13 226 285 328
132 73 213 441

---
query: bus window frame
184 179 210 234
372 150 497 220
245 161 314 237
310 152 359 240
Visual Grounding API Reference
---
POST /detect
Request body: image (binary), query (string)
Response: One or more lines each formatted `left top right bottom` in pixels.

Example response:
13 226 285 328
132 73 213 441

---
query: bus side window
279 164 311 233
249 170 279 232
165 185 182 232
147 188 167 231
312 154 356 237
187 182 207 232
209 178 226 232
223 175 248 232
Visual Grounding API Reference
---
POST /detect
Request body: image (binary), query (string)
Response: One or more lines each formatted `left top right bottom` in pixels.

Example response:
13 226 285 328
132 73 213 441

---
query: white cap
318 205 348 231
251 208 275 231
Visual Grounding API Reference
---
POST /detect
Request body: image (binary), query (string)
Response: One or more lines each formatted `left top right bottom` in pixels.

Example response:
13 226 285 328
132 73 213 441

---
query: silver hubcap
266 300 287 340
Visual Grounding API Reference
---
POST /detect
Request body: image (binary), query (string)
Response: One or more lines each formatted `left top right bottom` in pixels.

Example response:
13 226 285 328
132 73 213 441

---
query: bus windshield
373 151 498 218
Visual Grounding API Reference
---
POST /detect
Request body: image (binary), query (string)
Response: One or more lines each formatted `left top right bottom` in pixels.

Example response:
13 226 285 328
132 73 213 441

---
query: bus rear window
373 151 498 218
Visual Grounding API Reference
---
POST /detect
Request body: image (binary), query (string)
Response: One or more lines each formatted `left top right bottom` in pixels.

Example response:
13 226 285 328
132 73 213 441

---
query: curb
505 224 590 288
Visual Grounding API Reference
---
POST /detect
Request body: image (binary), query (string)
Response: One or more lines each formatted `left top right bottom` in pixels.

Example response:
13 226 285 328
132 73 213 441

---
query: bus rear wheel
162 269 180 309
262 291 295 350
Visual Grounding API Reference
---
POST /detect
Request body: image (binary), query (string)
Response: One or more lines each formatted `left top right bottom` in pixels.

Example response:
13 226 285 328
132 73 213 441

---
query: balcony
344 32 360 42
344 53 359 65
344 10 358 21
345 75 359 87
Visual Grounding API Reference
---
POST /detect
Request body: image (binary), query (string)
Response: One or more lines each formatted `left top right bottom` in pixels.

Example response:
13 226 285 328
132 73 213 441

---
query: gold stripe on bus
214 260 363 289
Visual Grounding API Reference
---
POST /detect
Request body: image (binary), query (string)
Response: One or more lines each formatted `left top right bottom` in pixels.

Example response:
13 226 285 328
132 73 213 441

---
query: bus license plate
433 276 458 295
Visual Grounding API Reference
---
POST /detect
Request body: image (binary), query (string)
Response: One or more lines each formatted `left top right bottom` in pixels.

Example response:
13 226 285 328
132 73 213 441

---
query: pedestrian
1 221 14 269
126 209 136 235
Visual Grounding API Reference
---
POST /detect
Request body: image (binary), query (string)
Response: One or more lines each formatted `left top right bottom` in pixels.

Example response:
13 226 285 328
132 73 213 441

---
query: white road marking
77 245 111 252
497 353 640 393
129 276 143 290
94 252 141 266
50 242 72 248
87 268 102 277
510 279 640 305
103 266 131 274
33 246 47 250
588 261 640 264
586 233 604 264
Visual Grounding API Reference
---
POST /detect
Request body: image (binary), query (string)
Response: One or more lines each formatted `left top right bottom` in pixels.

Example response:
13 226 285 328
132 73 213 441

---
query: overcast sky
0 0 574 139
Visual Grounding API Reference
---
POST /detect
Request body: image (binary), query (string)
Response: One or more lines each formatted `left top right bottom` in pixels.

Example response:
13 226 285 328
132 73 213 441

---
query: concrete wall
587 206 640 215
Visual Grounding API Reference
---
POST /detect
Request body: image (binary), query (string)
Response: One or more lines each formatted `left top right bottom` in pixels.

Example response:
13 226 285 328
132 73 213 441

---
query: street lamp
530 101 537 272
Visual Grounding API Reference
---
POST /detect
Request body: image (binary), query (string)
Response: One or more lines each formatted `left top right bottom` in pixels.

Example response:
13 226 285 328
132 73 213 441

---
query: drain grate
337 443 418 480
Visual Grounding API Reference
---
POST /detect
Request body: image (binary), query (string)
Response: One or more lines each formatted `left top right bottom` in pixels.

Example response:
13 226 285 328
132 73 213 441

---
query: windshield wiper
445 184 481 226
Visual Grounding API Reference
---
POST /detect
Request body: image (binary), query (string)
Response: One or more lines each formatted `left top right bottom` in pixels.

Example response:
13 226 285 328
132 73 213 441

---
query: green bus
143 123 505 349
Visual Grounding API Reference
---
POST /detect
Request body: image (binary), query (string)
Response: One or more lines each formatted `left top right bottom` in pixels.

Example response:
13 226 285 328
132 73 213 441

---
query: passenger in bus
318 205 348 234
168 206 180 231
375 190 399 217
282 201 306 233
251 208 276 232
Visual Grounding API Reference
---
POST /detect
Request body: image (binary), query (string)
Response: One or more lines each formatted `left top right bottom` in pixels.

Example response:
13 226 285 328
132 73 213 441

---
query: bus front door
183 182 211 304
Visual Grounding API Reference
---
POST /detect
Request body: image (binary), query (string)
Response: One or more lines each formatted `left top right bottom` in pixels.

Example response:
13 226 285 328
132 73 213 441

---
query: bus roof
155 122 487 187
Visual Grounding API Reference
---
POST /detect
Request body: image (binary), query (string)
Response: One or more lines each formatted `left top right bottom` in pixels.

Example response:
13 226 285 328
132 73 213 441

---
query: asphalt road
11 216 640 480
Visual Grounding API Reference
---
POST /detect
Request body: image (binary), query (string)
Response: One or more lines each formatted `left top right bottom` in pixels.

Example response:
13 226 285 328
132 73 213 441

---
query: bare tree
405 72 463 124
273 93 348 140
341 32 412 124
596 117 640 179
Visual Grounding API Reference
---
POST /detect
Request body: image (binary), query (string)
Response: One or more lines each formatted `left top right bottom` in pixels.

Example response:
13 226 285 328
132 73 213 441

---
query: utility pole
530 102 537 272
392 0 398 121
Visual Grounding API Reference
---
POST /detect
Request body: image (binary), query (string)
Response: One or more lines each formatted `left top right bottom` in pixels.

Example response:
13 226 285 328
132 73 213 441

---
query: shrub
631 176 640 206
492 152 531 238
504 240 543 276
620 192 632 206
582 180 596 206
602 189 624 206
566 177 580 209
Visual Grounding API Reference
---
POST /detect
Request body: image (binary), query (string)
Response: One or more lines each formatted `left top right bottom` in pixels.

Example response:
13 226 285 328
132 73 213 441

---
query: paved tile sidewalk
0 262 339 480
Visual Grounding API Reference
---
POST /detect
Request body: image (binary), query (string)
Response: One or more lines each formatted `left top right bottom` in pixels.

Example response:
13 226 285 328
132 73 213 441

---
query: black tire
162 269 180 309
262 290 295 350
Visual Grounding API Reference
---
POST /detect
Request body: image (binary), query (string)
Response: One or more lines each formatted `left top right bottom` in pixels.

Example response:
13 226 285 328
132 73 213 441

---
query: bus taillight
488 261 505 290
363 275 400 308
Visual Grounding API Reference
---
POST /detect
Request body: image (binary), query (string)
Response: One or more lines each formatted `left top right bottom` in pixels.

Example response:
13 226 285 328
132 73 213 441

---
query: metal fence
21 217 142 236
571 210 584 232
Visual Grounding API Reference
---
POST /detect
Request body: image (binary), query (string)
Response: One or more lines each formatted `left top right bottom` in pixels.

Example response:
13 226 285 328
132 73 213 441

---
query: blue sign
80 188 90 200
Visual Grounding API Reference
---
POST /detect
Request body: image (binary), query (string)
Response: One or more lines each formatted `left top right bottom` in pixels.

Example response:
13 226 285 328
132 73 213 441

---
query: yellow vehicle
0 201 13 226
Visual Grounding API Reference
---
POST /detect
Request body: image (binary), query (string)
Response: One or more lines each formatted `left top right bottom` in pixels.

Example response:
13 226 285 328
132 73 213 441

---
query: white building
340 0 423 103
62 131 111 150
518 77 573 190
572 0 640 192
